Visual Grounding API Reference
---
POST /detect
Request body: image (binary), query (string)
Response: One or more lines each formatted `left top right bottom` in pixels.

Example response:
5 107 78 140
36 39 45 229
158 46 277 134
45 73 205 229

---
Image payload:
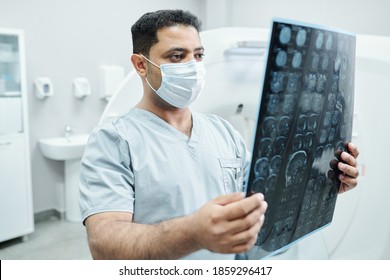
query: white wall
202 0 390 36
0 0 201 214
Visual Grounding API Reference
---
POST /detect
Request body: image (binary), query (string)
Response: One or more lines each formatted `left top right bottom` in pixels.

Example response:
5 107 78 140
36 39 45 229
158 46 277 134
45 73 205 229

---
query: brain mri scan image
239 19 356 260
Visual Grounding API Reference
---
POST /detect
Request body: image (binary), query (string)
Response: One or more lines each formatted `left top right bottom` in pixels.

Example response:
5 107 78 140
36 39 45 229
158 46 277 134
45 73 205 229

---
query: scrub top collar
132 108 201 156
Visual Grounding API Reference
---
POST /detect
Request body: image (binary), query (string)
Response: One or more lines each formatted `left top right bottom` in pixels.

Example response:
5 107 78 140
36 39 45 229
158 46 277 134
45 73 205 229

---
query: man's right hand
190 192 267 254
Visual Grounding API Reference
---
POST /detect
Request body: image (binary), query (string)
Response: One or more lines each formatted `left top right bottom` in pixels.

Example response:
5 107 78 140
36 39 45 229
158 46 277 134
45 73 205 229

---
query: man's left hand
338 142 360 194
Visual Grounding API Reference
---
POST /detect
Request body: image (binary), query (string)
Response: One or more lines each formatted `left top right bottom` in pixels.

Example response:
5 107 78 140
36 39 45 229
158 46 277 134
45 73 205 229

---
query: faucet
64 125 74 141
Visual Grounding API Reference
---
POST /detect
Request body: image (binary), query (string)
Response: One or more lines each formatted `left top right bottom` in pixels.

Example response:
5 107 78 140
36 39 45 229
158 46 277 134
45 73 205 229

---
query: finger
340 151 357 167
225 203 267 235
339 184 354 194
230 222 261 252
347 142 360 159
339 173 358 188
223 193 265 221
230 235 258 254
233 222 261 246
212 192 245 206
338 162 359 178
330 159 339 169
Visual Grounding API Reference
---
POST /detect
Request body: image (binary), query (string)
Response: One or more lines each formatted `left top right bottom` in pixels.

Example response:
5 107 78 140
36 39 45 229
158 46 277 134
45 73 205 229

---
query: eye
169 53 183 62
194 53 205 61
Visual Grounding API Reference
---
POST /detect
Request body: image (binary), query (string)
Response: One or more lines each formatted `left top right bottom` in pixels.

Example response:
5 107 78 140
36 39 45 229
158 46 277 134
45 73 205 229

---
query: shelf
0 54 19 63
0 91 21 97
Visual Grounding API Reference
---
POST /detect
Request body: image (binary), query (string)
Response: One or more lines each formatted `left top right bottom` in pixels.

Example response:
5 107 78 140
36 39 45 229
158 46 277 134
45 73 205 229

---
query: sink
39 133 89 222
39 134 89 161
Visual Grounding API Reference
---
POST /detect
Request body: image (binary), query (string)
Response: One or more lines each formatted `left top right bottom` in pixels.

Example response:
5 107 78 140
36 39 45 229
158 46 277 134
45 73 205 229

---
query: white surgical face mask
142 55 206 108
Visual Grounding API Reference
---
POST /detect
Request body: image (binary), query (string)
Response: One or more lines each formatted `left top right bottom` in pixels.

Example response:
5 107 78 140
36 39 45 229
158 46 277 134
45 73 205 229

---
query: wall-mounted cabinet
0 32 21 96
0 28 34 242
0 30 23 135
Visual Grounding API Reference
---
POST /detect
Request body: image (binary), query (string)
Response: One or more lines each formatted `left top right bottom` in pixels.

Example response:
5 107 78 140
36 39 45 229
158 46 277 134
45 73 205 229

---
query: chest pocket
219 158 244 193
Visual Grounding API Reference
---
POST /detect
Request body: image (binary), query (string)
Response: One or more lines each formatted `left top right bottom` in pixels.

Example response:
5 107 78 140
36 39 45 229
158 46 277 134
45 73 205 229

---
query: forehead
150 25 202 54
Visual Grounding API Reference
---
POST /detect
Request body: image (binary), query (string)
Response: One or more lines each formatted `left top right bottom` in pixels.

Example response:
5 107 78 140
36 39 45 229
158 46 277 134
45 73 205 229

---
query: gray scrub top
79 108 250 259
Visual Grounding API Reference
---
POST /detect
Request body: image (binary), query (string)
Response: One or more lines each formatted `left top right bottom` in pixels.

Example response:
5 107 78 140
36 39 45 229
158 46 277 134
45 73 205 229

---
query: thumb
212 192 245 206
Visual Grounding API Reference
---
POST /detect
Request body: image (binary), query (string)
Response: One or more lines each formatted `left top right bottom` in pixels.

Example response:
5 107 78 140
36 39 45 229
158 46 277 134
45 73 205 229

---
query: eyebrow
165 47 205 53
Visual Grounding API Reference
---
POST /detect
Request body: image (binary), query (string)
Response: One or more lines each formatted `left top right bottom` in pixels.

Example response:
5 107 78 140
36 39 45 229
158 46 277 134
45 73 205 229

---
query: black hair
131 9 202 55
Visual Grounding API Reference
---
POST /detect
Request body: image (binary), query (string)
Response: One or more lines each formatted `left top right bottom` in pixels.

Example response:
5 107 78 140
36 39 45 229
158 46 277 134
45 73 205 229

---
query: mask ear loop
141 54 161 69
140 55 160 93
144 76 158 93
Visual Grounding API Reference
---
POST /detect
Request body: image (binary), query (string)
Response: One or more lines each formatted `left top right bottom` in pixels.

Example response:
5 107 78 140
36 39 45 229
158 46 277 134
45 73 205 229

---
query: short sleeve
79 125 135 223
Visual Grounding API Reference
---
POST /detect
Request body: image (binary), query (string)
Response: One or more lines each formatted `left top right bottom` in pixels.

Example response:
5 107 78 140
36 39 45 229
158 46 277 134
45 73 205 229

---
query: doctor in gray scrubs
79 9 359 260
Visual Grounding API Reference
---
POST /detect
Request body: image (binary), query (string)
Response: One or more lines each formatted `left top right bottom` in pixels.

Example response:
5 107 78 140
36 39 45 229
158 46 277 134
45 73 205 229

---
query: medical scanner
99 27 390 259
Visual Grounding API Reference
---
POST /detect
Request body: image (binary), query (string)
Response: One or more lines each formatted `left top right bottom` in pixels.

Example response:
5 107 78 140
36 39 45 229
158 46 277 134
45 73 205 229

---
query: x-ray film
239 19 356 259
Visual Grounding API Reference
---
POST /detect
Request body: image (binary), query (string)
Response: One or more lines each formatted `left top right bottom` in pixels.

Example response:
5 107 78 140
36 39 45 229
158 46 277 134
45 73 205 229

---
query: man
79 10 359 260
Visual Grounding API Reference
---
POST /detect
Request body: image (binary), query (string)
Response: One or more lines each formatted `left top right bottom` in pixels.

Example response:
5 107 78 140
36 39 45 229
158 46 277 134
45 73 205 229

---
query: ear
131 54 147 76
